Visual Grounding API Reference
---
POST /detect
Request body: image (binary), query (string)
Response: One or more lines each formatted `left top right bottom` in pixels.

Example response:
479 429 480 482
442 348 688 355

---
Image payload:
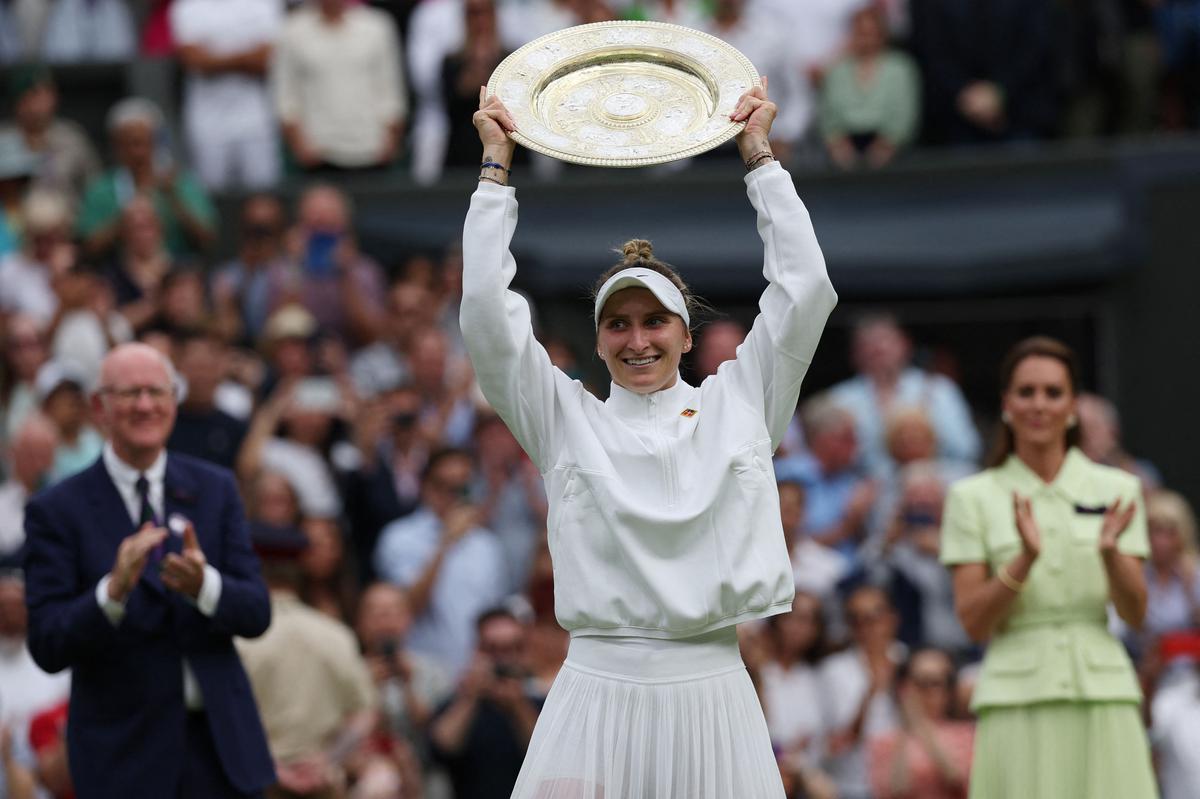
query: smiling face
94 344 178 469
1002 355 1076 453
597 288 692 394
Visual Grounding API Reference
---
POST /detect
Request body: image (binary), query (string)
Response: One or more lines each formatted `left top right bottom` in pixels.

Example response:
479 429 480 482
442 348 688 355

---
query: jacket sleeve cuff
95 576 125 626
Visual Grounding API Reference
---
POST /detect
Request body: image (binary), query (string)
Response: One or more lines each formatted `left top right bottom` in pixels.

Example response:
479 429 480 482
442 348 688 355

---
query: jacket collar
999 447 1092 501
605 375 696 420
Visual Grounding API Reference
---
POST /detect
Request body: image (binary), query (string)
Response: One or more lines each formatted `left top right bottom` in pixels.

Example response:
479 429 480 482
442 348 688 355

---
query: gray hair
106 97 164 134
800 394 854 439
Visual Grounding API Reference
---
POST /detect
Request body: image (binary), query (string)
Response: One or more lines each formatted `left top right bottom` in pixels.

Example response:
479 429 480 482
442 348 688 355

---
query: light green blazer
941 448 1148 711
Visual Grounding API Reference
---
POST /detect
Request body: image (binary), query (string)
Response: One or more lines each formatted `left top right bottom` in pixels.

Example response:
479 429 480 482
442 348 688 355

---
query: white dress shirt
94 444 222 709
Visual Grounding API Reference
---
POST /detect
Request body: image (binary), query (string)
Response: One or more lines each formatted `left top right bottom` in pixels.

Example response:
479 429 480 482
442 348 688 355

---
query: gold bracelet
996 565 1025 593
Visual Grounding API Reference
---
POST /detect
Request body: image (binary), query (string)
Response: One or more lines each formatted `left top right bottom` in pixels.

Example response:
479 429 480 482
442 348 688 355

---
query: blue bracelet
480 161 511 174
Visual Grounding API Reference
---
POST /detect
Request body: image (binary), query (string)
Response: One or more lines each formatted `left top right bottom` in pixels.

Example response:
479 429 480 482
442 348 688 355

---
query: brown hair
986 336 1083 467
591 239 711 330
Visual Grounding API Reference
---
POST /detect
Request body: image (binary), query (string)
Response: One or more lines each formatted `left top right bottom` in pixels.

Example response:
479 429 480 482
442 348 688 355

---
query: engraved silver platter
486 21 760 168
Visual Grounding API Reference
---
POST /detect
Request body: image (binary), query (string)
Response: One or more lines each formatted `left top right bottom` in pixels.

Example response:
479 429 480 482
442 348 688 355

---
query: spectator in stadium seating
35 360 102 481
690 319 746 382
0 65 101 201
212 194 290 346
1135 490 1200 647
473 413 547 594
429 607 542 799
27 698 72 799
373 448 508 677
0 722 37 799
913 0 1058 145
349 279 434 400
867 647 974 799
171 0 284 190
158 266 211 334
247 469 303 532
775 395 878 565
0 0 46 62
621 0 709 27
236 523 379 799
1 314 48 444
49 264 133 389
0 569 72 769
702 0 813 160
78 98 217 259
830 314 980 476
257 304 319 398
277 184 387 348
779 478 845 599
274 0 408 171
0 189 73 326
820 585 904 799
760 591 834 781
237 377 347 521
821 4 921 170
356 583 453 765
870 462 970 656
343 384 427 582
1151 659 1200 799
298 516 357 622
440 0 514 170
40 0 135 63
0 132 36 257
167 328 248 471
1077 391 1162 490
105 195 174 334
408 327 477 448
0 415 58 558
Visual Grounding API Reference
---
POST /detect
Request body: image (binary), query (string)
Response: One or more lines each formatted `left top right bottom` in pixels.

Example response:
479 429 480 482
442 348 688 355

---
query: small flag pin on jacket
680 408 697 418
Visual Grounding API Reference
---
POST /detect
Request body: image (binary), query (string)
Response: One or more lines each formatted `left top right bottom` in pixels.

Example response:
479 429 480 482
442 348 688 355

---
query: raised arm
720 82 839 447
459 90 567 471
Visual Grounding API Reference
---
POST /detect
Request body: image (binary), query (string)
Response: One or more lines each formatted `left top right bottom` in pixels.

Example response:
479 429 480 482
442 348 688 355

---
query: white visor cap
593 268 690 329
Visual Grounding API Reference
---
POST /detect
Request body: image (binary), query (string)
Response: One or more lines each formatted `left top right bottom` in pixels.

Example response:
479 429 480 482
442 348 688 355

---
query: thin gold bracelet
996 565 1025 593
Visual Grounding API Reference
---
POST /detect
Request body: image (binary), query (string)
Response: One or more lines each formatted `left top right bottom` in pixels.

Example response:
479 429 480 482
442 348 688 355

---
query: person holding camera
429 607 541 799
373 448 507 678
941 336 1156 798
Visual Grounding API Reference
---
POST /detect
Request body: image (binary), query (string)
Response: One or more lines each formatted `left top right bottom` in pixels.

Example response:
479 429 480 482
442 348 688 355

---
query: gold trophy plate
487 21 760 168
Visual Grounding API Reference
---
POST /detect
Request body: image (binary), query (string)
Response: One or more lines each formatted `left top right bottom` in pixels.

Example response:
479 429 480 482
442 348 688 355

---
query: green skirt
970 701 1158 799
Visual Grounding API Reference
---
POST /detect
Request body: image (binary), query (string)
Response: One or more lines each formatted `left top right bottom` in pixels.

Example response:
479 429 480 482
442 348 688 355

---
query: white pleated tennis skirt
511 625 785 799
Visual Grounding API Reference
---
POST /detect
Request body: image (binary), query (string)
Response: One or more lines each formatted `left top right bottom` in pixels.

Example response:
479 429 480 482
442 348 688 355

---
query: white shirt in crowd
460 162 837 640
819 645 903 799
170 0 284 189
1152 669 1200 799
274 4 408 167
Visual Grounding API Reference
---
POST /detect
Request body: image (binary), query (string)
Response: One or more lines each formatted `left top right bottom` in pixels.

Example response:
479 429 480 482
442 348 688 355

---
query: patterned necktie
135 475 157 527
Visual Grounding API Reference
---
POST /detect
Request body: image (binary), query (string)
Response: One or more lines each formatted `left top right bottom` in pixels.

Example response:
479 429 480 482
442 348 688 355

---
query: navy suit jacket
23 452 276 799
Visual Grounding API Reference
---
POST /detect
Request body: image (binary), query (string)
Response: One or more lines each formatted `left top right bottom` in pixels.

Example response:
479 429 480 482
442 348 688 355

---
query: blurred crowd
1 0 1200 189
0 1 1199 799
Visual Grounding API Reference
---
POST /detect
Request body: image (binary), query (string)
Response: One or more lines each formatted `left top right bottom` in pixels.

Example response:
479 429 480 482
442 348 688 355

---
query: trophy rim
486 20 760 168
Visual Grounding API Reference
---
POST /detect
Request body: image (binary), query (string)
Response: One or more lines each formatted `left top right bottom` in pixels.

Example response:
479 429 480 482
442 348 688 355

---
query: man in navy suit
23 342 276 798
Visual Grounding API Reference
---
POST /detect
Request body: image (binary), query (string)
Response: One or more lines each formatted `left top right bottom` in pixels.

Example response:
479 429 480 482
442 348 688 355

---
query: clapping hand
161 521 206 599
1012 493 1042 558
108 523 169 602
1098 498 1137 556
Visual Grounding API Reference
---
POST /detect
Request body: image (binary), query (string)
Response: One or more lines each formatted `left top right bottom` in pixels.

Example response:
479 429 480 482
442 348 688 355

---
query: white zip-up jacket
461 162 837 639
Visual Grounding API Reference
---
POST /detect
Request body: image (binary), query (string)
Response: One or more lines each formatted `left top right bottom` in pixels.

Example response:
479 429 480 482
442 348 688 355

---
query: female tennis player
461 80 837 798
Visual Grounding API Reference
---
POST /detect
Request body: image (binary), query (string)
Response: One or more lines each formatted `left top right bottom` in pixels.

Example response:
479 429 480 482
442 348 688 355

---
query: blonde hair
1147 490 1198 557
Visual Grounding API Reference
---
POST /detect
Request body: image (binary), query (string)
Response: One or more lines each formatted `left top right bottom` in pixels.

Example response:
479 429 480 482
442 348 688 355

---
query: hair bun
621 238 654 265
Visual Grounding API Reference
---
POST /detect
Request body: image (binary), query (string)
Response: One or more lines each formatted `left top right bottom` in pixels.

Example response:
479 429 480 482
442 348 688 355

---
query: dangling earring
1001 411 1013 425
1068 414 1078 428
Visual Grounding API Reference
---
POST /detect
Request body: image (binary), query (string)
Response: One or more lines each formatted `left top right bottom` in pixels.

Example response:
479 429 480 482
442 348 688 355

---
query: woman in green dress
940 336 1158 798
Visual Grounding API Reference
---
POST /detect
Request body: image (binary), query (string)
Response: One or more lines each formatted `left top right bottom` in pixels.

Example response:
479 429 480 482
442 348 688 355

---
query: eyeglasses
100 385 175 403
